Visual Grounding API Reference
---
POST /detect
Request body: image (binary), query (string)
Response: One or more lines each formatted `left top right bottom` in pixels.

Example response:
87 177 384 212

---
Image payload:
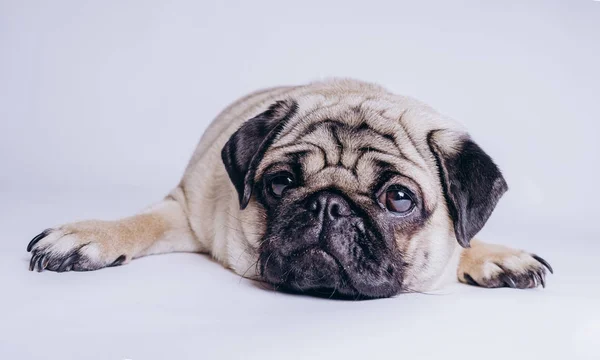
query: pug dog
26 79 552 298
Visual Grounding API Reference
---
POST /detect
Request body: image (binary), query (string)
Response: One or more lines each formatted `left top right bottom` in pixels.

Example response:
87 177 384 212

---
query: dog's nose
307 192 352 220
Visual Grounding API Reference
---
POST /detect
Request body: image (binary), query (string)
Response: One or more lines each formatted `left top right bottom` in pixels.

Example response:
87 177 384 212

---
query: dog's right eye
268 172 295 198
378 185 415 216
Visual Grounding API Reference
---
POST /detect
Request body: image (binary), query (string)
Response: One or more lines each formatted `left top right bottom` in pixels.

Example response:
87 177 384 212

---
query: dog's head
221 88 507 298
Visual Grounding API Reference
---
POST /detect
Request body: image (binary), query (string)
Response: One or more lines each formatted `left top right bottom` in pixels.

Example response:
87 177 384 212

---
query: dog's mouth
259 246 397 299
257 193 405 299
260 246 358 298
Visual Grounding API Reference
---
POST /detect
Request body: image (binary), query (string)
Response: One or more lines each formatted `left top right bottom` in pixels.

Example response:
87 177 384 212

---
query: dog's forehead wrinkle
277 95 391 144
283 105 430 171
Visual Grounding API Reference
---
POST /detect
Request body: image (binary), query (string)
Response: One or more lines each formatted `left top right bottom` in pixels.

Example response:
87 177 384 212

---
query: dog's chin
260 247 398 299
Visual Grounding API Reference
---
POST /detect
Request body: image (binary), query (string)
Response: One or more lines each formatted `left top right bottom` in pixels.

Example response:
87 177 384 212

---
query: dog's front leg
457 239 553 289
26 189 204 272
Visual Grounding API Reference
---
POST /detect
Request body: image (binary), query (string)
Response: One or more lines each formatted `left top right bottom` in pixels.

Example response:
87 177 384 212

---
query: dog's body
27 79 552 297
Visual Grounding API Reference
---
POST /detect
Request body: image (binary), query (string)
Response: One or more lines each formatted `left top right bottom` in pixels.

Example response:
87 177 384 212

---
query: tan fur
27 78 550 292
29 199 202 271
458 239 550 288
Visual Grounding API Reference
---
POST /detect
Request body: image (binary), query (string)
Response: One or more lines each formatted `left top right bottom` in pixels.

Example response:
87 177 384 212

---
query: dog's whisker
328 284 338 299
399 286 443 296
238 259 260 283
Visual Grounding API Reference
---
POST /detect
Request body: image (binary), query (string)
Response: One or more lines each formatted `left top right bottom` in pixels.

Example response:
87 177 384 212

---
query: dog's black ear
221 99 298 209
427 130 508 248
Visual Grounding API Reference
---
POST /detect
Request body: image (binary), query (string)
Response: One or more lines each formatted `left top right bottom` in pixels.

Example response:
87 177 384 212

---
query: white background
1 1 599 359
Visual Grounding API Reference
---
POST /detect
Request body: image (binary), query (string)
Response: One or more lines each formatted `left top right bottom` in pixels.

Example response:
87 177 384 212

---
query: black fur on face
256 186 406 299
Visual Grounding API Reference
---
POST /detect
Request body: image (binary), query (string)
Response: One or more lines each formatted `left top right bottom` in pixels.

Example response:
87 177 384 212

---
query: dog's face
222 95 507 298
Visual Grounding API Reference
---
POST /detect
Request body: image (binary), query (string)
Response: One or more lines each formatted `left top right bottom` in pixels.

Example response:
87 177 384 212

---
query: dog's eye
379 186 414 215
268 172 295 198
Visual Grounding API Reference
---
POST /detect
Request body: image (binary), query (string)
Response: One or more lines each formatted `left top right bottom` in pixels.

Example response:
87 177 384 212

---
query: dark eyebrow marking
356 121 396 144
371 171 397 196
271 141 330 161
373 159 401 174
298 119 348 139
356 146 397 156
370 160 422 193
261 142 330 180
354 141 421 170
369 160 427 213
260 150 307 174
283 149 310 163
357 122 369 131
259 149 310 184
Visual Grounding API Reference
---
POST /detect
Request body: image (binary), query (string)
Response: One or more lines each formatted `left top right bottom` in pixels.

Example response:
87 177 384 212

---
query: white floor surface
1 187 598 360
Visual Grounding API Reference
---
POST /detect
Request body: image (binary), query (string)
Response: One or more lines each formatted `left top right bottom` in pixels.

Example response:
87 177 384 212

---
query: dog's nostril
326 198 351 219
330 203 341 217
329 203 350 218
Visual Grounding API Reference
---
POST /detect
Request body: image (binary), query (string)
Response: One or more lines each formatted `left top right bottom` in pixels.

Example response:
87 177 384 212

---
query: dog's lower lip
289 246 360 291
260 246 349 290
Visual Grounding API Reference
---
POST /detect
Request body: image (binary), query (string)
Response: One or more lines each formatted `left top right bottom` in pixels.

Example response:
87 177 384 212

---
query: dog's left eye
378 186 415 215
268 172 295 198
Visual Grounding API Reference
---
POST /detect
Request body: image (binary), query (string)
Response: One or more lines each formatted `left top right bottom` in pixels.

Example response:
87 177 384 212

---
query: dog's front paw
26 223 129 272
458 242 553 289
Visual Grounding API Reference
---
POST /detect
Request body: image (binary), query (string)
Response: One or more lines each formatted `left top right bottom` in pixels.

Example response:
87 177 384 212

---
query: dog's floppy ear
221 99 298 209
427 130 508 248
